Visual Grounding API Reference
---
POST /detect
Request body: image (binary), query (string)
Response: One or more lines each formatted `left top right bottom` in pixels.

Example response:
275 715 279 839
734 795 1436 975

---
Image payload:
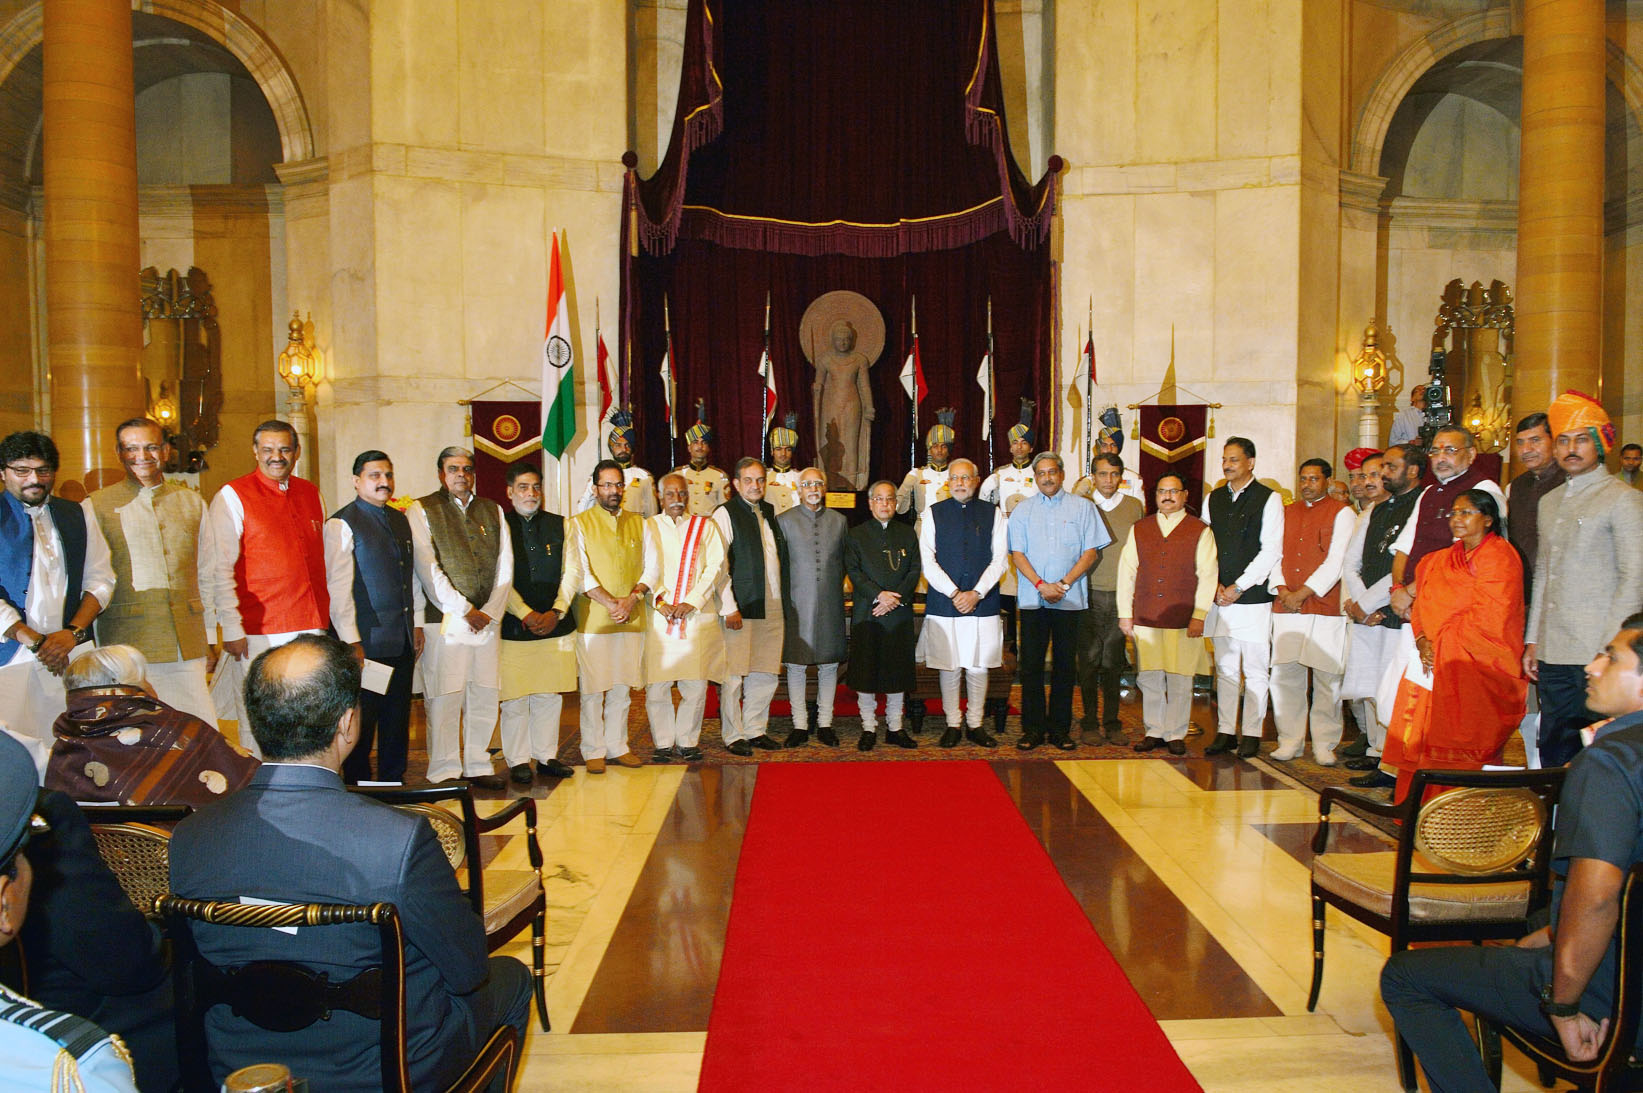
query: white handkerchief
440 614 490 646
361 659 394 695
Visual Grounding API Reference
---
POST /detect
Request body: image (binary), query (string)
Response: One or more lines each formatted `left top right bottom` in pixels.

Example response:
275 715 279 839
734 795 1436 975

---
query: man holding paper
409 446 512 789
325 450 425 783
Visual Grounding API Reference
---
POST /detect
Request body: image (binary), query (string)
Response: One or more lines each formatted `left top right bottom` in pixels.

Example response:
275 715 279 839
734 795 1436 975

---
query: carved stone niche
140 266 222 472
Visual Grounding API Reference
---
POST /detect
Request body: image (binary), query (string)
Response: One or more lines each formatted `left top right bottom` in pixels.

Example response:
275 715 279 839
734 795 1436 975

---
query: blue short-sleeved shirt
1007 488 1111 611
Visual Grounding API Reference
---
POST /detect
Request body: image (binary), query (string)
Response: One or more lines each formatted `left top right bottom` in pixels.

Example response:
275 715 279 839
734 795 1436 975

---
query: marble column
1513 0 1606 426
41 0 146 488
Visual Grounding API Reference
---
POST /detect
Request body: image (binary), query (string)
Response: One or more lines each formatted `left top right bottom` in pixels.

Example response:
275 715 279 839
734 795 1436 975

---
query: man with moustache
1119 473 1217 753
1342 445 1427 786
324 450 424 783
204 419 329 749
497 464 578 782
1388 425 1505 623
1203 437 1283 760
555 461 657 772
897 409 956 523
1508 412 1567 603
85 418 217 722
765 414 802 515
847 481 923 749
1010 452 1110 750
1618 443 1641 488
1077 452 1146 746
1072 419 1144 504
777 467 848 747
921 459 1007 748
713 458 787 756
673 401 729 516
1343 447 1380 512
644 472 727 762
576 409 658 517
1526 392 1643 767
0 431 114 743
1268 458 1356 765
409 447 511 788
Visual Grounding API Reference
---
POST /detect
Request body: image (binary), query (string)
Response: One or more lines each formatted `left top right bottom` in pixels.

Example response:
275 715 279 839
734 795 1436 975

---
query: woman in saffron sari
1379 489 1526 803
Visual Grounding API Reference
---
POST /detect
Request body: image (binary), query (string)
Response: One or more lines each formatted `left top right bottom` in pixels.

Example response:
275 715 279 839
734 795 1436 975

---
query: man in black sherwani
844 481 922 750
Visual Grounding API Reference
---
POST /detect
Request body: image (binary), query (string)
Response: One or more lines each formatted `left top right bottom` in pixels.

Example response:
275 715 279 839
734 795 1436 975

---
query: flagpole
985 295 995 465
1085 297 1094 475
762 291 771 464
664 293 676 469
595 298 604 461
909 296 918 471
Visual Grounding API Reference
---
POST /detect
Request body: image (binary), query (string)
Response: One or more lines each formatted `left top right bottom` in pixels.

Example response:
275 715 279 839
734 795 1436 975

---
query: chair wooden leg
1395 1028 1419 1092
1473 1015 1502 1090
1306 895 1325 1012
532 912 550 1032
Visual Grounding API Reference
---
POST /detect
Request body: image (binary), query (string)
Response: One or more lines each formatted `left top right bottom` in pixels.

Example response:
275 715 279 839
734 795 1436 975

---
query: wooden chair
79 803 193 917
1478 864 1643 1092
156 895 518 1093
353 783 549 1031
1307 767 1567 1092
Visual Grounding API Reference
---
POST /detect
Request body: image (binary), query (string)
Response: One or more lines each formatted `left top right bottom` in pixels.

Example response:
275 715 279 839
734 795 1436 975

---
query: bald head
796 466 827 510
660 472 689 516
244 633 361 763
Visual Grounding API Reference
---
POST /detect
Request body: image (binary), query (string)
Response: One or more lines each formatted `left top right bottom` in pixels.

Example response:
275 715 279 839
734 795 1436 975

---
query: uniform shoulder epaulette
0 987 123 1061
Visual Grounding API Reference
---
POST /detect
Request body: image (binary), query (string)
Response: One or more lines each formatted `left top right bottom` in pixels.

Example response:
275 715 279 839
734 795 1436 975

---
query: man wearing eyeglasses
777 468 847 747
1386 426 1506 624
0 431 115 746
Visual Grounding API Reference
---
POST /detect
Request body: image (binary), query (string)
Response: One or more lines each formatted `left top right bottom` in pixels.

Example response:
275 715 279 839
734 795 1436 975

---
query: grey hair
947 458 978 476
64 644 149 690
436 446 474 474
1031 451 1064 473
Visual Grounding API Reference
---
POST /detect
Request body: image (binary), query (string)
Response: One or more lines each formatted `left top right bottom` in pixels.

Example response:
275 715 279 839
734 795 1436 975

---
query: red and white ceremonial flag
976 352 993 445
659 337 676 437
899 336 927 405
596 330 615 425
1080 330 1097 393
759 348 777 427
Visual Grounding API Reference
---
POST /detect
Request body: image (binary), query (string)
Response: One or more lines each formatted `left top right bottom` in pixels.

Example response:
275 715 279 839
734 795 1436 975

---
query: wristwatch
70 625 93 645
1539 984 1581 1019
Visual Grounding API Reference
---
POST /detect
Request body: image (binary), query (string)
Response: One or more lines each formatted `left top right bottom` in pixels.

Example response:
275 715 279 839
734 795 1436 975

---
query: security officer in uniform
765 414 802 515
576 408 658 517
0 731 140 1093
673 400 730 516
981 400 1038 650
897 408 956 525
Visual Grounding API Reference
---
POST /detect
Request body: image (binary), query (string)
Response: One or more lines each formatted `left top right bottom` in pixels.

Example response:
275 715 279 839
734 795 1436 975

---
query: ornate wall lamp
1349 323 1388 449
275 312 320 478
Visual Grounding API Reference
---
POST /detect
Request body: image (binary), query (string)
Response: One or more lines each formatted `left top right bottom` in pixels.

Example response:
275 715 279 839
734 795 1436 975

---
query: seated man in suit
169 633 531 1091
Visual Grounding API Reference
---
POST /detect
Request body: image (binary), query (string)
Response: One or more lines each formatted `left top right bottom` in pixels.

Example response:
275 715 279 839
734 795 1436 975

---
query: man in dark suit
844 481 922 749
169 633 531 1091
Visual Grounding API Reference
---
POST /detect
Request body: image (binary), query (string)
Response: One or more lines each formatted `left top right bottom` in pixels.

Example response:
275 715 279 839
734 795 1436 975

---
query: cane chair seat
1310 851 1531 922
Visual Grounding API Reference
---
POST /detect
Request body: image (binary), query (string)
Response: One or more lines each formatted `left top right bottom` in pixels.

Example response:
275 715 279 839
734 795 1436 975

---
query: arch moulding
0 0 314 164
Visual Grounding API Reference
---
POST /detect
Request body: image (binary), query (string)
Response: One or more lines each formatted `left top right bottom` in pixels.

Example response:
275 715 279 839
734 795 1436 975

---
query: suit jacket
169 765 490 1092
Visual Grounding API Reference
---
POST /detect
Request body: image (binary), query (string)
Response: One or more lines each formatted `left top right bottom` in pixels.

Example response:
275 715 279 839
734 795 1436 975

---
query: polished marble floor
472 754 1570 1092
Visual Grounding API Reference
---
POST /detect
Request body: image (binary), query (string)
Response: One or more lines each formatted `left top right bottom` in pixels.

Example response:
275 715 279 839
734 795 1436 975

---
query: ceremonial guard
1078 451 1146 745
920 459 1007 747
644 472 727 762
713 458 788 756
1203 437 1283 759
554 460 658 772
778 468 848 747
1072 410 1144 503
85 418 216 723
765 414 802 515
498 465 578 783
324 450 423 783
674 400 730 516
980 401 1038 649
1267 458 1356 765
409 446 511 788
896 408 955 522
846 481 923 749
576 409 658 517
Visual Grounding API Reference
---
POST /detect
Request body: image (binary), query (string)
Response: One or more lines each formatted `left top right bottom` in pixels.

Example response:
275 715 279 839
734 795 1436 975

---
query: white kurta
1269 501 1357 674
1340 499 1401 704
1387 474 1507 569
1202 486 1284 642
575 466 659 517
203 480 328 645
1115 511 1217 676
407 497 513 695
918 502 1007 671
765 468 801 515
322 514 429 645
552 511 660 693
713 504 785 676
644 513 728 684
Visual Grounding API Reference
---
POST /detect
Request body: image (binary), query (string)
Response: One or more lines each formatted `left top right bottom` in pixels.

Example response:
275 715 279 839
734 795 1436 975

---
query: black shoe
966 727 998 748
1049 734 1077 751
1204 733 1237 756
1343 755 1380 771
857 731 877 751
1133 736 1165 752
1016 733 1044 751
1349 770 1396 789
677 746 704 762
1340 736 1369 759
938 728 962 748
1167 740 1187 756
468 773 506 791
783 729 811 748
650 747 676 764
817 726 840 747
509 763 534 785
537 758 575 778
1237 737 1260 759
749 734 782 751
1104 727 1129 746
886 729 918 749
726 740 754 757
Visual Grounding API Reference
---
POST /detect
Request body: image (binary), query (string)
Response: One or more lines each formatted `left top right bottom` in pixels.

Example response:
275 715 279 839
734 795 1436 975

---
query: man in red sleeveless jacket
1269 458 1356 764
204 420 329 753
1387 425 1505 622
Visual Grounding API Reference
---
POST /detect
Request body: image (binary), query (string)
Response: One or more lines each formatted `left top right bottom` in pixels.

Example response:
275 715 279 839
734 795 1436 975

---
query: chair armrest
473 796 534 834
1319 785 1405 820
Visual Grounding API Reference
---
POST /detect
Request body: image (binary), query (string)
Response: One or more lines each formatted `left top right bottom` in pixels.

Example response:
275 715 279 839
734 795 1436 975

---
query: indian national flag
540 231 575 458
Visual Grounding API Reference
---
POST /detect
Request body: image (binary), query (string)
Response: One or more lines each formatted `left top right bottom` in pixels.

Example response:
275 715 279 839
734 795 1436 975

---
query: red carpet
698 762 1202 1092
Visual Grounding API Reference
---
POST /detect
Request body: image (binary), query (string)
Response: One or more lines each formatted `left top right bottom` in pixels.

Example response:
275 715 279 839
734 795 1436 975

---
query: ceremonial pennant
540 232 576 459
899 337 927 404
976 352 993 446
1137 404 1208 516
596 330 615 425
472 399 543 505
660 342 676 437
759 348 777 428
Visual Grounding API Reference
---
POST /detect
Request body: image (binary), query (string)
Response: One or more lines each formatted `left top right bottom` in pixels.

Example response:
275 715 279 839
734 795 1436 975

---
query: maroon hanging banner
1138 405 1208 516
470 400 542 506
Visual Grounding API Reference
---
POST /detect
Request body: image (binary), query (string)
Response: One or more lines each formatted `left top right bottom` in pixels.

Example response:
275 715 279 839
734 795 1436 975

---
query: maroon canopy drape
619 0 1061 482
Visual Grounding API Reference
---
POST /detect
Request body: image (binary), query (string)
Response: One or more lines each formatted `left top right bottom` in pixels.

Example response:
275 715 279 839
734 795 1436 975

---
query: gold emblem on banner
1158 416 1186 444
493 415 521 443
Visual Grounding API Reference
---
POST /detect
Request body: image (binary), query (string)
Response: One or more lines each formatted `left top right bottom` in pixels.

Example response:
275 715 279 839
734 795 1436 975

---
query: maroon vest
1275 497 1348 617
1132 515 1206 629
1407 462 1495 570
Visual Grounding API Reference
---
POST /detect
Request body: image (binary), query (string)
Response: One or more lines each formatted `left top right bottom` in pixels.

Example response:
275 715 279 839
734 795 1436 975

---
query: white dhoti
720 614 783 744
574 631 645 760
1209 603 1272 739
785 662 840 731
646 679 709 748
498 635 577 766
1270 614 1347 759
146 657 217 727
421 622 502 782
216 630 323 758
